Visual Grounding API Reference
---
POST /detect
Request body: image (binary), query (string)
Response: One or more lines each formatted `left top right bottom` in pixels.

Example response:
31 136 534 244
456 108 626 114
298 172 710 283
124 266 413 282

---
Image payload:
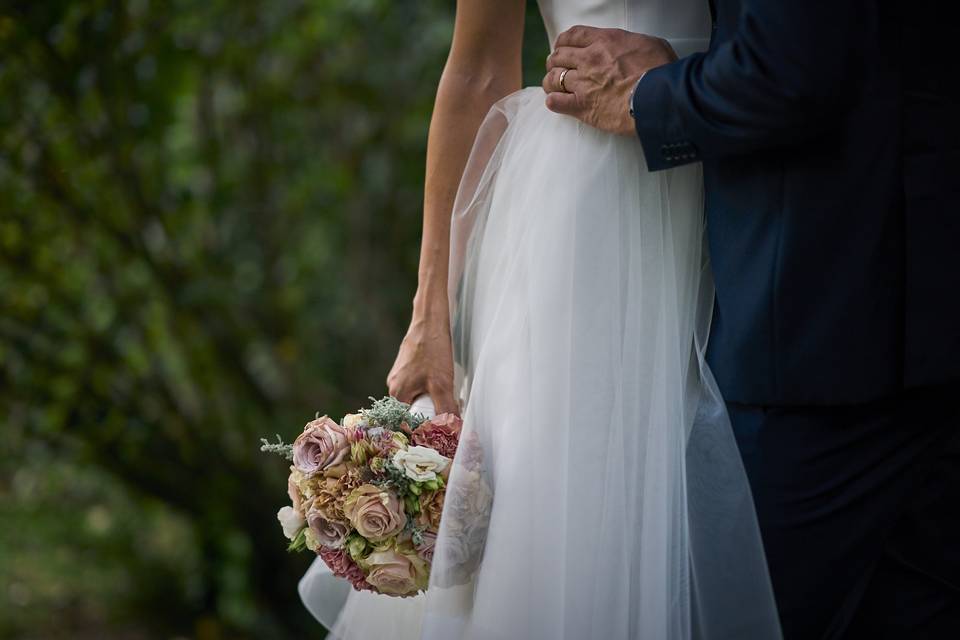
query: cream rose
343 484 407 542
277 505 305 540
342 413 367 430
392 446 450 482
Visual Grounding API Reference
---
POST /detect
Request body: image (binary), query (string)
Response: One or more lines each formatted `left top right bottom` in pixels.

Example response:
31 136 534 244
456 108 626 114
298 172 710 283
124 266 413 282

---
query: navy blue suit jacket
633 0 959 405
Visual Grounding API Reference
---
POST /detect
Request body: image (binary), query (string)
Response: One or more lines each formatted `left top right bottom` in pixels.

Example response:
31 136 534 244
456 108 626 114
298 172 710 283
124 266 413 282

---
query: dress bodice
537 0 712 57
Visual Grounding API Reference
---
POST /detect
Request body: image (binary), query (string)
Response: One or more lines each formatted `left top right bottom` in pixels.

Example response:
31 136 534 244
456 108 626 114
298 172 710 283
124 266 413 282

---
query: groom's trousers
728 383 960 640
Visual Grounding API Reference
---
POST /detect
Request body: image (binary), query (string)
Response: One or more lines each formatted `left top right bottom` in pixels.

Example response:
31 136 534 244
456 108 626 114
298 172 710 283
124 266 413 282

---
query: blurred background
0 1 547 638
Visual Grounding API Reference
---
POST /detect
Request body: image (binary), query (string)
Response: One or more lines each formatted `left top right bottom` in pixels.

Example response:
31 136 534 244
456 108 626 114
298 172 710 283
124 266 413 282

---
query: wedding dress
299 1 782 637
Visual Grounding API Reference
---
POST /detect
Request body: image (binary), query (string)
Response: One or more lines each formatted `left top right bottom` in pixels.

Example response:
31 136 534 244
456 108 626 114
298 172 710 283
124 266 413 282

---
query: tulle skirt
299 87 782 639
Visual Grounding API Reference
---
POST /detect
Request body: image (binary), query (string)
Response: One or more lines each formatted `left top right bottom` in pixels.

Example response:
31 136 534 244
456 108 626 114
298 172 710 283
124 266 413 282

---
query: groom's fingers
541 67 579 94
545 46 581 71
544 90 581 116
555 24 600 49
541 68 558 93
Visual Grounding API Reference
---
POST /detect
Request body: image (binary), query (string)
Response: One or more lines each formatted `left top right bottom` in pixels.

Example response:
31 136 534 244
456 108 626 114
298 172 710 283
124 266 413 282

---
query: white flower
392 445 451 482
277 505 305 540
343 413 367 430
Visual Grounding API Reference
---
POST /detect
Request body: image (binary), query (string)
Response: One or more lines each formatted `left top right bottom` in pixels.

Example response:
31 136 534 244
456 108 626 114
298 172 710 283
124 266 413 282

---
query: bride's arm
387 0 525 414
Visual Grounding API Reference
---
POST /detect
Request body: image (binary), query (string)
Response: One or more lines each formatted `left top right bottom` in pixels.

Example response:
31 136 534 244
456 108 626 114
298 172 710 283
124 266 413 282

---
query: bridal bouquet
261 397 464 597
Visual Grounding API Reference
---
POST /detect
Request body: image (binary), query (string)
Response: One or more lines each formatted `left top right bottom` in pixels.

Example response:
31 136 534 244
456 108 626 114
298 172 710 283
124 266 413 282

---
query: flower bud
347 534 369 561
350 440 375 466
404 494 421 515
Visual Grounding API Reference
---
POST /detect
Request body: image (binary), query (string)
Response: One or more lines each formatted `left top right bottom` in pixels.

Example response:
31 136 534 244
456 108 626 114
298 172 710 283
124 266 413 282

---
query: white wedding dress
299 1 782 638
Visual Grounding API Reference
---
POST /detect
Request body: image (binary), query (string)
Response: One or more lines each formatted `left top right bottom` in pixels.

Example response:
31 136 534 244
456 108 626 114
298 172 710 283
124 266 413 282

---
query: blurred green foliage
0 1 547 638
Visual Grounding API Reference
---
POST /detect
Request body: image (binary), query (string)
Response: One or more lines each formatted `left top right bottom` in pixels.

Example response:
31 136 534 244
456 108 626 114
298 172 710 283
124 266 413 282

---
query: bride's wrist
411 288 449 326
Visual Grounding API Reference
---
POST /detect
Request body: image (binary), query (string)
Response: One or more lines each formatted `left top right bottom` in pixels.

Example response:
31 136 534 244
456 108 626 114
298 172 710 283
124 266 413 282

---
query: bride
300 0 781 638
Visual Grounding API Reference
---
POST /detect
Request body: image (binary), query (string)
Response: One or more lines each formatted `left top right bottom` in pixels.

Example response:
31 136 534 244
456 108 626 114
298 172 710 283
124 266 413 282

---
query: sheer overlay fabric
300 1 782 636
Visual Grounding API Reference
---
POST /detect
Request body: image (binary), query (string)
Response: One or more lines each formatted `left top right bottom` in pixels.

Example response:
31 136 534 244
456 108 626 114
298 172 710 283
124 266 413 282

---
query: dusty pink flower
411 413 462 458
307 509 351 549
416 531 437 563
416 488 445 532
365 546 430 596
287 473 304 513
455 431 485 470
293 416 351 476
319 547 372 592
343 484 407 542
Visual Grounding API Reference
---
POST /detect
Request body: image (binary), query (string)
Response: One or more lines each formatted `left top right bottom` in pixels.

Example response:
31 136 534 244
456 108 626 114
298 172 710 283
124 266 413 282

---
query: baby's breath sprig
381 458 414 497
411 525 426 547
259 434 294 461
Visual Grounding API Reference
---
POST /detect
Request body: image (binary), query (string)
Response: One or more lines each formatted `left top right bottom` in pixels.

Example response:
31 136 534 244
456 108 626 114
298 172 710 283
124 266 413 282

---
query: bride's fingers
387 374 421 404
395 387 421 404
427 383 460 417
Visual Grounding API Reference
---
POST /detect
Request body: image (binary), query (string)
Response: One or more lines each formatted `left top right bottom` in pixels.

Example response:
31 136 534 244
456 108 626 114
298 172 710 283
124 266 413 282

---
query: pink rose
343 484 407 542
287 473 304 513
365 547 430 596
293 416 351 476
307 509 351 549
415 531 437 563
319 547 373 592
455 430 484 470
411 413 462 458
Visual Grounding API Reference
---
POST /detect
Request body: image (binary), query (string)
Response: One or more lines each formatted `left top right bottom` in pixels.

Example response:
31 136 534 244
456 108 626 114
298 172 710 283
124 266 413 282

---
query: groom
543 2 959 638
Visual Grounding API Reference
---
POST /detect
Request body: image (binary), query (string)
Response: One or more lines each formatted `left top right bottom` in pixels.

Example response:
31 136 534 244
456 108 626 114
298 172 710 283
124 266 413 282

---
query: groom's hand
543 26 677 136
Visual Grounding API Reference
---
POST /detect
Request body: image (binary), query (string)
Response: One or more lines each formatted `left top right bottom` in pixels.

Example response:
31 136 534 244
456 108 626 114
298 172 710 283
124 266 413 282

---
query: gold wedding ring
559 68 570 93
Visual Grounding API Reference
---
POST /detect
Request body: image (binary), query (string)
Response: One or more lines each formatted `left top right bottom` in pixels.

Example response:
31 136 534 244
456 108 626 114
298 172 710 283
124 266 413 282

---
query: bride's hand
386 314 459 416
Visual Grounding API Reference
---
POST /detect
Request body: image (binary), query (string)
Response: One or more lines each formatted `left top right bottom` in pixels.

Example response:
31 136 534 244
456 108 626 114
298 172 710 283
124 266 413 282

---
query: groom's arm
632 0 875 170
543 1 875 171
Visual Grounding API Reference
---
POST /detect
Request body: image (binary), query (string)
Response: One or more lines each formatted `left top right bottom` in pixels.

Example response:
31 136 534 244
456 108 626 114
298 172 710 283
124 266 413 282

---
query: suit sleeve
633 1 875 171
